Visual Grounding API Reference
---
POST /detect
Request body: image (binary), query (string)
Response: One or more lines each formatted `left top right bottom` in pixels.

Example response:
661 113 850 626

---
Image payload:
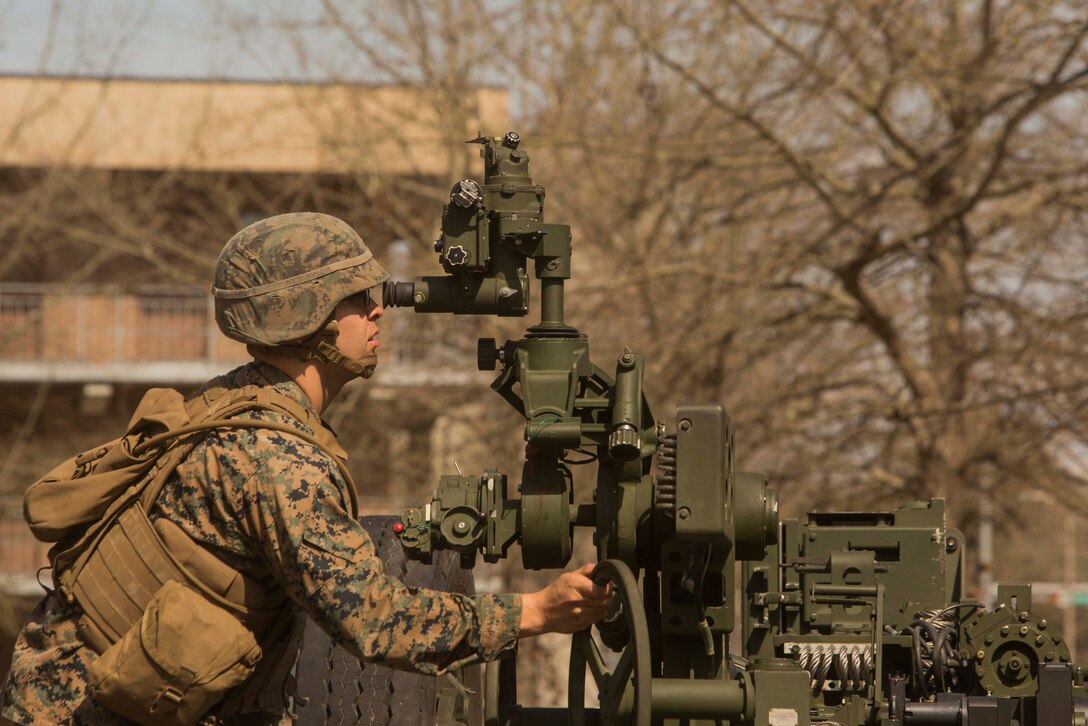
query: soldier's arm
239 435 520 675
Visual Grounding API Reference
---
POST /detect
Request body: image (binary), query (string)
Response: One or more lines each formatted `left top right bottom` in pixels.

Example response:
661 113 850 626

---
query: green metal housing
383 133 1088 726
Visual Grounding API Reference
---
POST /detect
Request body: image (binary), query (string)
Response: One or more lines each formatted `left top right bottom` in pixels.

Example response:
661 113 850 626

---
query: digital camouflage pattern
212 213 389 346
1 362 520 725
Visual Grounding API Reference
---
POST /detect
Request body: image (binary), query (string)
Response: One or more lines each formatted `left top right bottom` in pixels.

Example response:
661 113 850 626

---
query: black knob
502 131 521 148
477 338 499 370
445 245 468 266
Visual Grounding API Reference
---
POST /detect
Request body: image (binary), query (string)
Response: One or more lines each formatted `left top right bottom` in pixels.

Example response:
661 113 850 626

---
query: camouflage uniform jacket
1 361 521 724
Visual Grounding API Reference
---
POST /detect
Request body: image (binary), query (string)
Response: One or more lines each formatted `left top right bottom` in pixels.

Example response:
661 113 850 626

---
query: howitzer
383 132 1088 725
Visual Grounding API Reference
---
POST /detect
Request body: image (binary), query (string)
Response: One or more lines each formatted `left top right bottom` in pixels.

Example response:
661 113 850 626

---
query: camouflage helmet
212 212 388 346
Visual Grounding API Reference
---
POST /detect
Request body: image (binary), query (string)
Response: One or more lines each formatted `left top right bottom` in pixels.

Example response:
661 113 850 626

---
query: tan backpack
23 382 357 725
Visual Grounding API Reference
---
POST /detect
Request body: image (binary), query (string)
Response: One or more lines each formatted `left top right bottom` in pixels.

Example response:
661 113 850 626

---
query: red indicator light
393 522 405 533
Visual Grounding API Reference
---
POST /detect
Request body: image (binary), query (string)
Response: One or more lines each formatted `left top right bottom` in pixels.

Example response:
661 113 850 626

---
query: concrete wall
0 75 510 176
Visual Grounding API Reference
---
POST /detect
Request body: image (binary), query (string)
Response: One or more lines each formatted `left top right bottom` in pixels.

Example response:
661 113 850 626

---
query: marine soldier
1 213 610 725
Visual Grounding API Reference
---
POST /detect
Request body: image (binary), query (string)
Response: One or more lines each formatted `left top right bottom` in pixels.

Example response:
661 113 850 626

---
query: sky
0 0 353 81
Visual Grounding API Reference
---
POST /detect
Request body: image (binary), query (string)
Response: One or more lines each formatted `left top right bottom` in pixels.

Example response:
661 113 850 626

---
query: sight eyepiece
382 280 416 308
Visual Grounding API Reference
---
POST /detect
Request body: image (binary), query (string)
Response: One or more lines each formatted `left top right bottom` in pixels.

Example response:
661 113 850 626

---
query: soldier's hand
519 563 612 637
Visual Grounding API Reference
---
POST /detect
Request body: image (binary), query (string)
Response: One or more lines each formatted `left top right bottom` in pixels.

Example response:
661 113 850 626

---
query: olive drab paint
387 133 1088 726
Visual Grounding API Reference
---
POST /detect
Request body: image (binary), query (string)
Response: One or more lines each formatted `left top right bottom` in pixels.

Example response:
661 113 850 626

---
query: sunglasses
345 288 379 308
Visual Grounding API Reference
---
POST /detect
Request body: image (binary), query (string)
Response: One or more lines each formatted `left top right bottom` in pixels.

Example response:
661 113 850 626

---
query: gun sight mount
382 132 573 334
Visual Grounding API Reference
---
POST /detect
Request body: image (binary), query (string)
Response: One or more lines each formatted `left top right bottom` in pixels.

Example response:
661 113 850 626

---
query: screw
546 260 558 271
810 614 818 622
1039 620 1048 630
1020 625 1029 636
985 635 994 645
1037 636 1046 646
1001 626 1010 636
679 419 692 431
1019 612 1030 622
678 507 691 519
413 292 426 304
455 521 468 533
977 650 986 661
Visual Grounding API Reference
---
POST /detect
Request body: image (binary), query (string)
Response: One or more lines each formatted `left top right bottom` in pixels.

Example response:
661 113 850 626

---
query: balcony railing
0 283 480 386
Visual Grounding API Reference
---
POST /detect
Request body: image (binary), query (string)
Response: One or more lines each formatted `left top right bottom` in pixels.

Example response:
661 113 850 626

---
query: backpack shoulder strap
56 382 359 588
134 384 358 518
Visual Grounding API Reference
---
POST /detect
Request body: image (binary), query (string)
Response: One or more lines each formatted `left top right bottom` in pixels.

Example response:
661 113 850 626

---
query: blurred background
2 0 1088 707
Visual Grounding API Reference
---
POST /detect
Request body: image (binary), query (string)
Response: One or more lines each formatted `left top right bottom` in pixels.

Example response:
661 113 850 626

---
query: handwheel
568 560 652 726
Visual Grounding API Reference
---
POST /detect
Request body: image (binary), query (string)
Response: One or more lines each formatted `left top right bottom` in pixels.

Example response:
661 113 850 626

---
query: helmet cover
212 213 388 346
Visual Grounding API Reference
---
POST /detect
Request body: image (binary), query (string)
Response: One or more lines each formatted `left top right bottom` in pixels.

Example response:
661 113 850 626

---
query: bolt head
678 507 691 519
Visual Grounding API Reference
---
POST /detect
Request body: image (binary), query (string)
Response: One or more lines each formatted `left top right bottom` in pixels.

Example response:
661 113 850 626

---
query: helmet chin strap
256 320 378 380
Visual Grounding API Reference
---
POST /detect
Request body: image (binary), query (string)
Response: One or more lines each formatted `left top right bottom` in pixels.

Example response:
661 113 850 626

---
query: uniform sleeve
237 436 520 675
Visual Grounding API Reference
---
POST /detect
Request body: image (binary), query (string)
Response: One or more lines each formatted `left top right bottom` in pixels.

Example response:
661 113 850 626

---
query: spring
655 434 677 514
791 643 873 692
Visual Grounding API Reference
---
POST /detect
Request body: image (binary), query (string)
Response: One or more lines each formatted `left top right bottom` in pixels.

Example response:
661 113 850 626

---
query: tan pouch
25 388 189 543
88 580 262 726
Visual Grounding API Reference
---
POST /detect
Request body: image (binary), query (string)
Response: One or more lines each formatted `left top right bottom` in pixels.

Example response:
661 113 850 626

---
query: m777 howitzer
381 132 1088 725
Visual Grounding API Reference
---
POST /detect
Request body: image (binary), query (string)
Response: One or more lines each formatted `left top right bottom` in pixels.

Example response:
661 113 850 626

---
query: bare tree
507 0 1088 528
274 0 1088 569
